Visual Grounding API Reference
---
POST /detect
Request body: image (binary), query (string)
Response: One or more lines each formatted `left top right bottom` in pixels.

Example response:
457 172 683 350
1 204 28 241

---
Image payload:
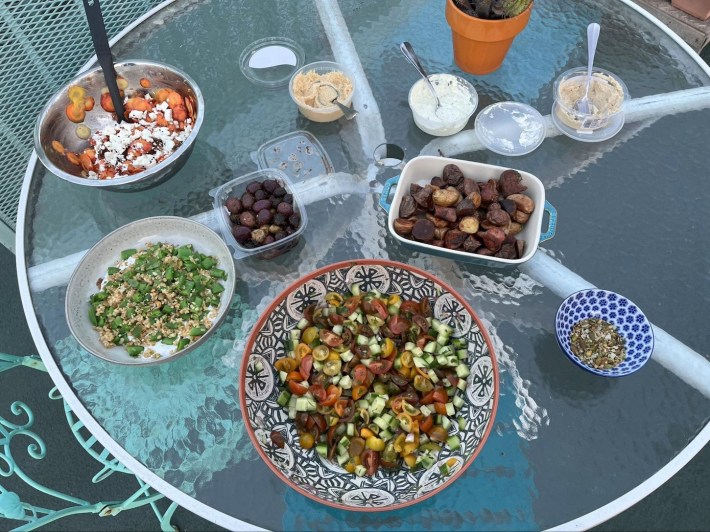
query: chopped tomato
362 449 380 476
352 364 369 386
429 425 448 443
285 371 303 382
433 402 448 415
288 380 309 396
420 390 436 405
343 296 362 314
416 335 435 350
389 315 410 335
432 388 448 404
321 384 342 406
309 384 326 403
420 415 434 433
352 384 368 401
329 313 344 325
334 398 354 419
370 299 388 320
299 354 313 380
274 358 298 373
369 359 393 375
319 329 343 347
399 301 421 315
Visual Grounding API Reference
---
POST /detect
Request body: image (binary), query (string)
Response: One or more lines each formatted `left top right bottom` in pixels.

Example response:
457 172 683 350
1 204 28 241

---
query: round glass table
17 0 710 529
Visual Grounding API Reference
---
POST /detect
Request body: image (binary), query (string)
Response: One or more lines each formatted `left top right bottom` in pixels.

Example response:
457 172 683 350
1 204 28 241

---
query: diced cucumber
337 452 350 466
420 405 432 417
338 436 350 450
332 324 343 336
431 318 443 332
423 354 436 367
340 350 354 362
423 341 438 354
373 416 389 431
413 356 427 368
427 369 439 383
456 364 471 378
439 463 450 476
296 397 317 412
350 283 361 296
404 342 416 351
276 390 291 407
369 344 381 355
347 423 355 437
354 465 367 477
357 334 369 346
290 329 301 341
339 375 352 389
380 413 393 424
348 311 360 322
441 416 451 430
441 378 451 388
447 435 461 451
445 402 455 416
379 429 393 441
279 371 287 383
316 443 328 457
297 318 309 330
288 406 297 419
420 455 435 469
453 395 465 409
288 395 298 409
371 289 382 298
457 378 467 391
367 335 379 346
313 360 323 372
331 374 341 386
389 417 400 430
394 357 402 370
436 355 448 367
412 346 424 357
387 304 399 315
438 345 454 357
370 325 380 336
458 417 466 430
457 348 469 359
360 358 372 367
371 397 386 415
357 400 369 410
436 333 450 346
446 355 459 367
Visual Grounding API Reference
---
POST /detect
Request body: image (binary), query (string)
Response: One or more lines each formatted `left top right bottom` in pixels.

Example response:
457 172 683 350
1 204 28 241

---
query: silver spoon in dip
316 83 358 120
575 23 601 115
399 41 441 114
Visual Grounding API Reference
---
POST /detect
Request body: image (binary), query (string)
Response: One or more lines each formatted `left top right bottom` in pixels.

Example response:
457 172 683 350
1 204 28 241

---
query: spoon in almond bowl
317 83 358 120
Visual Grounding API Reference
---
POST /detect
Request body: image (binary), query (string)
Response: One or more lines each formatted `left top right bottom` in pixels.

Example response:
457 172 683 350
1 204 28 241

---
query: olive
277 202 294 216
239 211 257 228
283 193 293 204
231 225 251 244
253 199 271 212
262 179 279 194
225 196 242 214
271 196 282 207
263 235 275 245
241 193 255 210
254 189 267 201
273 213 287 226
246 181 262 194
273 186 286 197
257 209 273 225
275 231 287 241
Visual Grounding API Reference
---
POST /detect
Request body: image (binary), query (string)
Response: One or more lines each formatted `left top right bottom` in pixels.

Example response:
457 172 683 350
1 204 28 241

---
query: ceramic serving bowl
555 289 654 377
66 216 235 366
35 60 204 190
380 156 557 268
239 259 499 511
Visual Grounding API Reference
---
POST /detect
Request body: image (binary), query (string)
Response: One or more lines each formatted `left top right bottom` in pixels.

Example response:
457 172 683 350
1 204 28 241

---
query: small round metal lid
239 37 304 88
475 101 545 156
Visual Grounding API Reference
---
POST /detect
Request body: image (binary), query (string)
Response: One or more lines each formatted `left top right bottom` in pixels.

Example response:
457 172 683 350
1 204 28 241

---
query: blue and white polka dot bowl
555 289 654 377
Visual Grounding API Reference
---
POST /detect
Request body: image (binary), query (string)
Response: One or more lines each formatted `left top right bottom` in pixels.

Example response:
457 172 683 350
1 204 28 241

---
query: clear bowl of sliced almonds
555 289 654 377
34 60 203 191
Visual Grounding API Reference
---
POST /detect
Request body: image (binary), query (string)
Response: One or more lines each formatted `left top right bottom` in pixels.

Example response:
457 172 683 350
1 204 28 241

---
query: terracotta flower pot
445 0 533 75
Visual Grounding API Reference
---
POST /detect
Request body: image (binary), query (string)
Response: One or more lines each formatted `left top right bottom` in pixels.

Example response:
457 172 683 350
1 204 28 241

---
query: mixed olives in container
211 169 307 259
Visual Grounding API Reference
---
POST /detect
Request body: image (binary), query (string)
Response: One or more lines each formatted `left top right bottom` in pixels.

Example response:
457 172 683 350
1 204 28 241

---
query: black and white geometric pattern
242 261 498 510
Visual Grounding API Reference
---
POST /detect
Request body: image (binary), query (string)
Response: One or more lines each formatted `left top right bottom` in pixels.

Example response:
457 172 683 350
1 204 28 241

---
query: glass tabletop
19 0 710 529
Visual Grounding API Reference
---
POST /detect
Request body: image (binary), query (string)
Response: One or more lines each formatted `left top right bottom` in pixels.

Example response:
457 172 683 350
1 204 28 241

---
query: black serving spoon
82 0 126 121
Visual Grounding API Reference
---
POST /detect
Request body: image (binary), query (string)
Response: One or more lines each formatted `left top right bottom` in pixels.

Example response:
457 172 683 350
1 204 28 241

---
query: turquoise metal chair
0 353 178 531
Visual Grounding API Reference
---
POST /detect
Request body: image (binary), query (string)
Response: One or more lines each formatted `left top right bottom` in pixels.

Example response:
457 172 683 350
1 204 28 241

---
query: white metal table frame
14 1 710 530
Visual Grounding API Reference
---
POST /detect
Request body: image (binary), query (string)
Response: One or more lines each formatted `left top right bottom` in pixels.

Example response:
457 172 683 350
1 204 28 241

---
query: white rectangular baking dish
380 155 556 267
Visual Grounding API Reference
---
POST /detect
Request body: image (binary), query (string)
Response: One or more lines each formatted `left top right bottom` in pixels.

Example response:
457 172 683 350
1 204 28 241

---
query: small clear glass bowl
552 67 629 141
288 61 355 123
408 73 478 137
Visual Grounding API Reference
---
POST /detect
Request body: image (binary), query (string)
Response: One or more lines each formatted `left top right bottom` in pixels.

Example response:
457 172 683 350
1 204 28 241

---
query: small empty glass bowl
408 73 478 136
552 67 629 142
288 61 355 123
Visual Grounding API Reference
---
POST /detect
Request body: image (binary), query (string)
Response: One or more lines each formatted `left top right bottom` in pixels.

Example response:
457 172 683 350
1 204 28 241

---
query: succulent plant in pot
445 0 534 75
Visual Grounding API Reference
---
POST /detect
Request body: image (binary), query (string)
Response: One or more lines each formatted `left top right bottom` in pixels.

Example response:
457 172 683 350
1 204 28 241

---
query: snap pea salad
271 284 471 477
89 242 227 359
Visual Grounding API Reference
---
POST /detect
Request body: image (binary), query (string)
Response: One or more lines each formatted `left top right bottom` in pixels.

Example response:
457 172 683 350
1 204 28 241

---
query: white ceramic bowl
381 156 555 267
65 216 236 365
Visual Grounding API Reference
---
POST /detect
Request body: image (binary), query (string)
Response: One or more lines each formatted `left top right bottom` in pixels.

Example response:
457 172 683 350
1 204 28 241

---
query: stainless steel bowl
34 60 204 191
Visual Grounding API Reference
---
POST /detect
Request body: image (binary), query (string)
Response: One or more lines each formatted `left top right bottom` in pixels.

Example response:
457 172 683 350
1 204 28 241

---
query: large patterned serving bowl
239 259 499 511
